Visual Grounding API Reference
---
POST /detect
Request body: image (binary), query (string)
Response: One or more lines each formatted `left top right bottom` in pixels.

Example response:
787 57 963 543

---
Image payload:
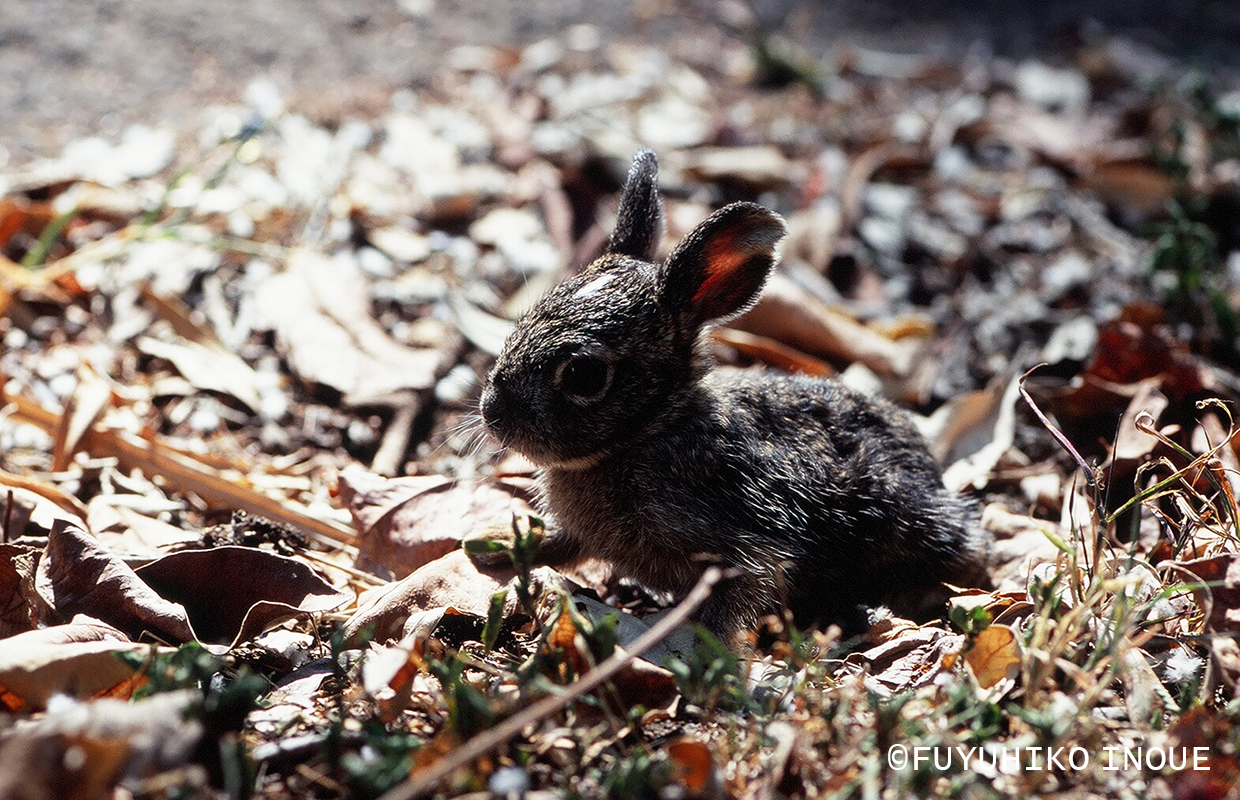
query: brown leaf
35 520 195 644
138 335 265 413
50 365 113 473
710 328 835 377
338 466 536 579
1078 159 1176 220
1078 310 1207 400
254 248 456 405
3 391 355 548
0 689 203 798
85 498 201 559
0 469 89 535
666 738 724 800
980 504 1068 588
853 627 965 696
733 273 918 379
134 546 350 647
964 624 1022 693
343 549 567 645
1175 554 1240 634
0 637 155 710
0 542 43 637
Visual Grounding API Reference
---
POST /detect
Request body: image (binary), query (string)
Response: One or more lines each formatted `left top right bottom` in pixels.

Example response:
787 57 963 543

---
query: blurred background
3 0 1239 165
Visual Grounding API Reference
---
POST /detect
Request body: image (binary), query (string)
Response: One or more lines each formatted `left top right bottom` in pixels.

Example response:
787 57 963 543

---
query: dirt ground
3 0 1239 167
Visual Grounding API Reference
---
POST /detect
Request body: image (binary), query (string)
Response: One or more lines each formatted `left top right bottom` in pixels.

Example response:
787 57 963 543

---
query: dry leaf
138 335 265 413
666 738 724 800
0 638 157 711
134 546 350 647
734 273 917 378
1175 554 1240 634
0 689 203 799
964 624 1022 695
254 248 455 405
338 465 536 579
853 627 965 696
343 549 567 645
51 365 114 472
85 499 202 560
0 542 42 637
35 520 196 644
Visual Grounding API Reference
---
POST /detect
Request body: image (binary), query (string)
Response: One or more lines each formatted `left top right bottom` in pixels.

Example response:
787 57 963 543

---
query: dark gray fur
481 149 989 638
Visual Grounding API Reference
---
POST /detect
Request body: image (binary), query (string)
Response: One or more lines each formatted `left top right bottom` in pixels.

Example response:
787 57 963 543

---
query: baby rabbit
480 149 989 640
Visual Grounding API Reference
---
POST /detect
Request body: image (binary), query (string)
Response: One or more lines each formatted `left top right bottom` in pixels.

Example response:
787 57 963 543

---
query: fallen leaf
666 737 723 800
134 546 350 647
35 520 195 644
851 627 965 696
338 466 537 579
1174 554 1240 634
0 689 202 799
0 542 43 636
253 248 456 405
138 335 265 413
0 638 157 711
342 549 568 645
733 272 917 378
50 365 114 473
964 624 1022 695
86 498 202 560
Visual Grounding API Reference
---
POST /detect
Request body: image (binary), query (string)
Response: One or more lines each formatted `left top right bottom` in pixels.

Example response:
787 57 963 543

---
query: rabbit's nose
479 382 505 428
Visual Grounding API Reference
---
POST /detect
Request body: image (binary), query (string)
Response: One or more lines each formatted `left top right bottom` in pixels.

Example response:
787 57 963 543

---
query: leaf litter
3 11 1240 800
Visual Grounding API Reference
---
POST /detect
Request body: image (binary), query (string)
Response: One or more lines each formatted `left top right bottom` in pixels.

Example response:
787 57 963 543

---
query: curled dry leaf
35 520 195 644
0 689 203 799
254 248 455 405
4 391 355 547
980 503 1069 589
1119 647 1172 726
0 637 157 711
964 624 1022 696
134 546 350 648
1174 553 1240 634
930 373 1023 492
85 499 201 560
343 549 568 645
138 335 265 413
50 365 113 473
851 627 965 696
733 272 916 378
0 473 88 538
666 737 725 800
338 465 537 579
0 542 42 637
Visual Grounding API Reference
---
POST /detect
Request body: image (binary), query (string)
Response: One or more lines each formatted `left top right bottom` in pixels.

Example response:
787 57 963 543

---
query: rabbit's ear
607 149 663 262
662 203 785 327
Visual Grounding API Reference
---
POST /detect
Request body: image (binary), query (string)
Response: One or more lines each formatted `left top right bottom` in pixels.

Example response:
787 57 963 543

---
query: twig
4 392 356 548
378 566 722 800
1018 364 1096 492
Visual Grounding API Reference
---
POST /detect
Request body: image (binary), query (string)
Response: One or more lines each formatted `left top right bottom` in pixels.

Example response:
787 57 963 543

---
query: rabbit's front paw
462 522 518 567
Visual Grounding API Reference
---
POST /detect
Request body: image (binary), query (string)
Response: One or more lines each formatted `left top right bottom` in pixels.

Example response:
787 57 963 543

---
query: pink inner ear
691 228 747 306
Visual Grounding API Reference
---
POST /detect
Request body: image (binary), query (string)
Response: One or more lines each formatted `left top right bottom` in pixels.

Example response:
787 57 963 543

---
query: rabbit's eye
556 355 612 401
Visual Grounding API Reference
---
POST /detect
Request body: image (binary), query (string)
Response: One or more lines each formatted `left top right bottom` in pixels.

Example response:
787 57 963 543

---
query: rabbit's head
481 149 786 468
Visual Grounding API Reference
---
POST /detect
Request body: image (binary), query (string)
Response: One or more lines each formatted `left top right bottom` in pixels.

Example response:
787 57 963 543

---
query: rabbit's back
542 369 987 633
